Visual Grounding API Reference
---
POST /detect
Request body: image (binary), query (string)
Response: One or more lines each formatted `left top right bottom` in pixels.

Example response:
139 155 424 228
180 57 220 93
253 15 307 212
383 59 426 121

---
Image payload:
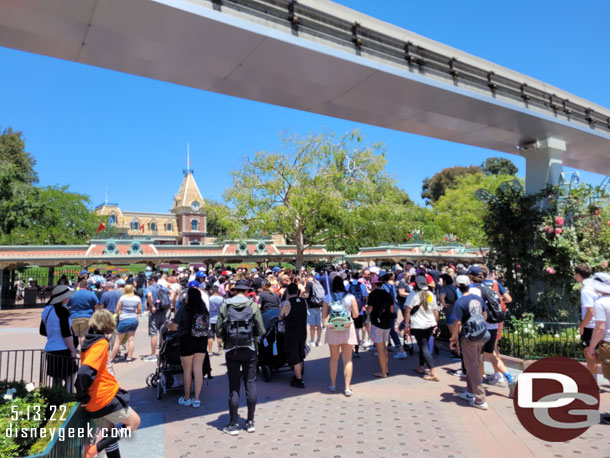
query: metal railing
436 318 583 361
0 349 80 391
497 320 583 361
209 0 610 134
28 403 91 458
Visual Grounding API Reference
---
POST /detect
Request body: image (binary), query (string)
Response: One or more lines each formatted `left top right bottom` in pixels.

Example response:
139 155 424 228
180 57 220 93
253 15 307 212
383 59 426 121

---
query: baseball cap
415 275 429 290
195 271 206 279
456 275 470 286
467 265 483 276
79 270 88 276
272 266 281 272
187 280 200 288
116 279 126 286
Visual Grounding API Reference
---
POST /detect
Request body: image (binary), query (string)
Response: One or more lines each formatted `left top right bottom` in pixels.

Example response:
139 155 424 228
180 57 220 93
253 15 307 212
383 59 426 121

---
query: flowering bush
483 182 610 320
0 381 75 457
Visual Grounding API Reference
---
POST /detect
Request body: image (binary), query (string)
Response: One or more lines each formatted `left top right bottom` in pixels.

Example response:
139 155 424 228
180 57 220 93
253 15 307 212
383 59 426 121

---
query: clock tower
171 170 207 245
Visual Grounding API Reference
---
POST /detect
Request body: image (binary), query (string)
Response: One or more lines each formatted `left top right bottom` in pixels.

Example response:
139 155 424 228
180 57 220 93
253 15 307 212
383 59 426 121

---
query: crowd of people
38 259 610 452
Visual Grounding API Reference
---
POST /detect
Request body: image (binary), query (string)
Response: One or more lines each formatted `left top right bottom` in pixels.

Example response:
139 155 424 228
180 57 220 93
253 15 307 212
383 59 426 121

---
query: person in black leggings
404 276 440 381
215 279 265 436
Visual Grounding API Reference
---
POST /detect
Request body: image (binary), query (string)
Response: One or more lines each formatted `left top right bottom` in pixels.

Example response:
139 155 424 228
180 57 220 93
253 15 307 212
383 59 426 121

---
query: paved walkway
1 308 609 457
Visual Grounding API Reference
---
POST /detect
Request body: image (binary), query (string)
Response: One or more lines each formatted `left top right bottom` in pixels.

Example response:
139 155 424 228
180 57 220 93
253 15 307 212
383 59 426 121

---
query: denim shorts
307 307 322 326
117 318 138 334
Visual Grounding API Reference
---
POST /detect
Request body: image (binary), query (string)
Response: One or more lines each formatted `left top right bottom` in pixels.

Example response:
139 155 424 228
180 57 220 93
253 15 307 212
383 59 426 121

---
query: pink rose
515 264 521 270
607 220 610 227
546 267 556 274
605 262 609 268
595 210 600 215
555 216 564 226
544 225 550 232
555 228 563 235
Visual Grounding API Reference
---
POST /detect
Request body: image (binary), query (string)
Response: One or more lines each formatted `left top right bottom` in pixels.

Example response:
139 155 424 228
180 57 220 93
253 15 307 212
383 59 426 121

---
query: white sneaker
458 391 474 401
469 399 488 410
393 352 407 360
308 341 315 346
486 374 507 387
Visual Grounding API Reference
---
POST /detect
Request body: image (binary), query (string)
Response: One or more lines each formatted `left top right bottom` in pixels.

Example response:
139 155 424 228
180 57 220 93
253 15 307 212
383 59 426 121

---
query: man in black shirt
367 280 394 378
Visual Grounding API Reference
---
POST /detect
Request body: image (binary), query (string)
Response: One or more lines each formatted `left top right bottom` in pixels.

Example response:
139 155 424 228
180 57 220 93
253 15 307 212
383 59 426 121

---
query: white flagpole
187 142 190 173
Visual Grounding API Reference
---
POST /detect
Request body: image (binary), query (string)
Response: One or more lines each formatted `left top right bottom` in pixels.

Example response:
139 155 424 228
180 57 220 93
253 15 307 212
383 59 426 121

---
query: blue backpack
348 281 364 308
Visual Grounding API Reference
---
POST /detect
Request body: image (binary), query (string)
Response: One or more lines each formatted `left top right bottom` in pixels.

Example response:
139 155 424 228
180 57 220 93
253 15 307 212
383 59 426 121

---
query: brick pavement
1 309 610 458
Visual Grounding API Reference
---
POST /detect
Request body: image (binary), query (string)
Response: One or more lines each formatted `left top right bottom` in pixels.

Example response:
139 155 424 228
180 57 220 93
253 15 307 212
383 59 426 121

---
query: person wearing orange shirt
75 310 140 458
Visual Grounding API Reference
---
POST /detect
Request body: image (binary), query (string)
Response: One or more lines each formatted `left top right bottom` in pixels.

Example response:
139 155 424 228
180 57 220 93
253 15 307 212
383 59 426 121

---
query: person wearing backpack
347 272 368 358
323 276 359 397
215 279 265 436
304 272 324 346
167 287 209 408
467 266 516 394
144 275 171 362
450 275 489 410
366 279 394 378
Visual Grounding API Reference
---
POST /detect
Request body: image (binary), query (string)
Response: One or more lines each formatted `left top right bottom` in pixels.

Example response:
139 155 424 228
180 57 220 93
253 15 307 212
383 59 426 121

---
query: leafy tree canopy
0 127 38 184
0 128 100 245
421 165 480 204
480 157 518 176
225 130 412 267
433 173 517 246
421 157 518 204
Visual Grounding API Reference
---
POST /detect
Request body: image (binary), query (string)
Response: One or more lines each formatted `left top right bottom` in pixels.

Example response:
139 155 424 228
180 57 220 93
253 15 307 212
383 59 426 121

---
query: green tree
0 128 38 184
480 157 518 176
433 173 517 246
421 165 480 204
204 199 233 239
225 130 411 268
0 186 101 245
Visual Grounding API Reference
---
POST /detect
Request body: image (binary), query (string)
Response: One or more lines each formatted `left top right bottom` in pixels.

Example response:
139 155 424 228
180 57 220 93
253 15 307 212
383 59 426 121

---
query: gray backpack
463 313 490 342
225 303 255 349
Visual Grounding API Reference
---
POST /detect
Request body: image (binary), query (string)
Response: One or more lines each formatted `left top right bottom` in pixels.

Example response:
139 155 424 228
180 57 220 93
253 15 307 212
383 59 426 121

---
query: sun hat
415 275 429 290
49 285 75 305
233 279 251 291
592 272 610 294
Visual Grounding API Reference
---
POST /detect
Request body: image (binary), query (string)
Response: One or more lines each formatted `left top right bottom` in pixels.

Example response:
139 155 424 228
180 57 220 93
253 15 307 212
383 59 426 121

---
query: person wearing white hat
39 285 78 389
588 272 610 406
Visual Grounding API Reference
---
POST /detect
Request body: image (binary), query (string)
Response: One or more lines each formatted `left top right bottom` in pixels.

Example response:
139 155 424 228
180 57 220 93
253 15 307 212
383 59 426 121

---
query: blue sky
1 0 609 213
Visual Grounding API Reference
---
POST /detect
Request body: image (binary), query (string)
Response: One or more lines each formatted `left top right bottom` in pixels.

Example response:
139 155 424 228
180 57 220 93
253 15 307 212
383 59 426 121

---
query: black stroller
258 310 306 382
146 322 184 399
146 317 213 399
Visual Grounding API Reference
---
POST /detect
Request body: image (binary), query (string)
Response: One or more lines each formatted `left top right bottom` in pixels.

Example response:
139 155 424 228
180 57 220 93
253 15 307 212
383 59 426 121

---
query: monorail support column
520 138 565 195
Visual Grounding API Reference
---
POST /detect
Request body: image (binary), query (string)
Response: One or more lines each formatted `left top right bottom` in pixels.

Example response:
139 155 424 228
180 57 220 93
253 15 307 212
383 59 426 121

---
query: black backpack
479 285 505 324
152 284 172 310
225 303 255 349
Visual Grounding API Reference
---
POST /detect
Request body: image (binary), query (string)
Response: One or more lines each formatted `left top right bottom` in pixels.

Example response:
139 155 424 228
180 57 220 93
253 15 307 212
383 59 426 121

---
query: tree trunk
295 228 304 271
